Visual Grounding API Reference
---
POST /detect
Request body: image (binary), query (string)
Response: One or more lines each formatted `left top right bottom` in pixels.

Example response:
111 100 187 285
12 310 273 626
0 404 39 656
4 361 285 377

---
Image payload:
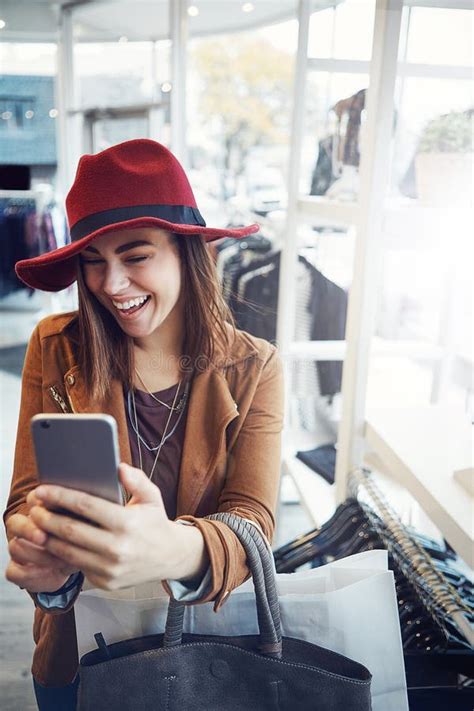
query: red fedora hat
15 138 260 292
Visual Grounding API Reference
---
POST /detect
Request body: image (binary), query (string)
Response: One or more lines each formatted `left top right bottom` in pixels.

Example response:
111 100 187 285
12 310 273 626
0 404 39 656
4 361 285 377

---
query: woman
3 139 284 709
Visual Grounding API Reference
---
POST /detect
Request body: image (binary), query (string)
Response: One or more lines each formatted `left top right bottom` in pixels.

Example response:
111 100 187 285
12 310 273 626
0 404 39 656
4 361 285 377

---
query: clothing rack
0 187 69 316
350 468 474 649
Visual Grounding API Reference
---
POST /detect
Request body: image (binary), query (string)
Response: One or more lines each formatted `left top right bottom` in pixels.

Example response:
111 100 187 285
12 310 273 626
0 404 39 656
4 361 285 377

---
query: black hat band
70 204 206 242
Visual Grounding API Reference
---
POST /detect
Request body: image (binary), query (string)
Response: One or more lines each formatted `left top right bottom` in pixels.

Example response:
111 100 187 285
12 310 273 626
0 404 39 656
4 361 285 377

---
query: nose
101 262 130 297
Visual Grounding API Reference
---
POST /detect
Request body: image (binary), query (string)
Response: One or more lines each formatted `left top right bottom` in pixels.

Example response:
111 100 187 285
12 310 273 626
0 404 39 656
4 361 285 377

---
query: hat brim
15 216 260 292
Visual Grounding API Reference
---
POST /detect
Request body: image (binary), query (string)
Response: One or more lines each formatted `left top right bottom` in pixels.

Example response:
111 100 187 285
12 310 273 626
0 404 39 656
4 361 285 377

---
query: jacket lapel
63 365 133 468
176 367 239 515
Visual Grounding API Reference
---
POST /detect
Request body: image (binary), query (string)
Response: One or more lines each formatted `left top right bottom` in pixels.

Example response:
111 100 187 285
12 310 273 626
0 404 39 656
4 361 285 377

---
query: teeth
113 295 149 311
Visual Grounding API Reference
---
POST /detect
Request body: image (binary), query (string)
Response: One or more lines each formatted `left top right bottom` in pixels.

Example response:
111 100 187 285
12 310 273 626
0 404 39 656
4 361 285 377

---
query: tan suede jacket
3 311 284 686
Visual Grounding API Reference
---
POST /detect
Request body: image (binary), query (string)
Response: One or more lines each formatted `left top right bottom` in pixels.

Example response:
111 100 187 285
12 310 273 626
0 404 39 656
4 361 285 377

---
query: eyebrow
82 240 154 255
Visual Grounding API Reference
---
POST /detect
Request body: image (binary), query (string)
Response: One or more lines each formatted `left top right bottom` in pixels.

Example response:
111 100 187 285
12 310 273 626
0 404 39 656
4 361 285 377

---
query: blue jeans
33 675 79 711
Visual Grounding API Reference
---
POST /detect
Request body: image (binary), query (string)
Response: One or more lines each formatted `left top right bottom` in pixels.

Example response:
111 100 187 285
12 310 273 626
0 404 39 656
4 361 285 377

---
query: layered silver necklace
126 371 190 483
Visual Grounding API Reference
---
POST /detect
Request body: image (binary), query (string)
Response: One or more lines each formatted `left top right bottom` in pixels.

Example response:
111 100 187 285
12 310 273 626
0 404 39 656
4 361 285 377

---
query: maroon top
124 379 190 519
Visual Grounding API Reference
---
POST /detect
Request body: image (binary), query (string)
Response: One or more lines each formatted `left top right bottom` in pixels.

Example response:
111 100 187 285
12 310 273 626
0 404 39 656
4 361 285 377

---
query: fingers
9 536 67 570
26 490 43 510
29 505 118 557
5 559 68 592
40 536 112 578
28 505 124 576
5 559 40 588
6 513 48 547
119 463 165 507
33 485 128 532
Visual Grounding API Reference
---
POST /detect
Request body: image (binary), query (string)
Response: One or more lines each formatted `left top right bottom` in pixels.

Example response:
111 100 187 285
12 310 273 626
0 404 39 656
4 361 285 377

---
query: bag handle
163 513 282 659
206 513 282 654
236 516 282 643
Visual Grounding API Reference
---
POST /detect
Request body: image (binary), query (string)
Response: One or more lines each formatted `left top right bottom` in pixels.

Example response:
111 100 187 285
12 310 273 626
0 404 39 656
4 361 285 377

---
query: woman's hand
5 495 79 593
25 464 193 591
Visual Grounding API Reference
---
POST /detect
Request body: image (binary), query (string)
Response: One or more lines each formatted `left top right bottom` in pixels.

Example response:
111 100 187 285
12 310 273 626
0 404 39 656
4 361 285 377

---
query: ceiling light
188 5 199 16
1 111 12 120
25 110 34 119
161 82 172 93
242 3 254 12
0 19 6 29
49 109 58 118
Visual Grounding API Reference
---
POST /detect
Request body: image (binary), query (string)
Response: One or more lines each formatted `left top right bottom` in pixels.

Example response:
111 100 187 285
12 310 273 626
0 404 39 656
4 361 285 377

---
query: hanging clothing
218 233 272 302
296 443 337 485
307 263 348 398
332 88 366 168
310 135 337 196
0 199 66 297
273 498 474 708
235 255 280 341
310 88 366 197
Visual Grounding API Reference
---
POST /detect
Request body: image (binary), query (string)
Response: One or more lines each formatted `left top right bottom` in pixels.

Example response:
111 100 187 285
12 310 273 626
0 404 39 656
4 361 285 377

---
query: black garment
407 688 474 711
306 262 348 397
221 235 272 302
0 201 61 297
405 651 474 689
0 207 33 297
296 444 336 484
232 252 280 341
310 135 337 196
232 255 348 397
33 674 79 711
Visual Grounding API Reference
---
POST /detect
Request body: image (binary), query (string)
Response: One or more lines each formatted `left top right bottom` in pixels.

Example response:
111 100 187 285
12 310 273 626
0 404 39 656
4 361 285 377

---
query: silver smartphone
31 414 124 521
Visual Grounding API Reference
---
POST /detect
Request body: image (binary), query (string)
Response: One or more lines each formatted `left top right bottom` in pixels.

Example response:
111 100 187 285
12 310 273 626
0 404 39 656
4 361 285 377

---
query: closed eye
81 256 149 265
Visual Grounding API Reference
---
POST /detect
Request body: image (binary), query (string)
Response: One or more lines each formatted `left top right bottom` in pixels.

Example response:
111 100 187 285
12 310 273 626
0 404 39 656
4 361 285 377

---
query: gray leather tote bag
78 513 372 710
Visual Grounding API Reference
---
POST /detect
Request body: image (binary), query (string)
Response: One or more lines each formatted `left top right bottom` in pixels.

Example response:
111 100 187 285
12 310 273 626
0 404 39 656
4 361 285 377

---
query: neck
133 300 184 378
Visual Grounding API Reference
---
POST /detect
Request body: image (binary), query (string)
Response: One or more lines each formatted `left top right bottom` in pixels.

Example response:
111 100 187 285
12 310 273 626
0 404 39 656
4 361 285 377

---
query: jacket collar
62 315 254 514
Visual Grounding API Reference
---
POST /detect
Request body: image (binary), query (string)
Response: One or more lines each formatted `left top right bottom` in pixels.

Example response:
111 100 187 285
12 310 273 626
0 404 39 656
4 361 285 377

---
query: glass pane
0 44 58 177
0 43 57 76
406 7 472 66
72 1 171 111
368 4 473 413
188 19 297 229
92 115 149 152
0 41 72 310
309 0 376 61
74 39 170 108
302 72 370 197
333 0 375 61
391 77 472 205
72 1 171 150
308 7 336 59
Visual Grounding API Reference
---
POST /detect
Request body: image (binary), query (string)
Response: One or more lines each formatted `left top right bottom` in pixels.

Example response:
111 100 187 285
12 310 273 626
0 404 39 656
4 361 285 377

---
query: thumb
119 463 164 506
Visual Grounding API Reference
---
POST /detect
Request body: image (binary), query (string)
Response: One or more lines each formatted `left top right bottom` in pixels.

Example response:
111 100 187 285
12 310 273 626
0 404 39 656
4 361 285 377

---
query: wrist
41 570 83 595
166 520 209 582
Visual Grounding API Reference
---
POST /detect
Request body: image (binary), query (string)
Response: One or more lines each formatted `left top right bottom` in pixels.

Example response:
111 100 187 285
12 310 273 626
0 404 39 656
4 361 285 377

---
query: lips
112 295 150 310
114 295 151 320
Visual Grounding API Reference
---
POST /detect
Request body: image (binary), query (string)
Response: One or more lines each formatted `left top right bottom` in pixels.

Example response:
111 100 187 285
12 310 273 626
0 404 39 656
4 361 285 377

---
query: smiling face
79 227 183 341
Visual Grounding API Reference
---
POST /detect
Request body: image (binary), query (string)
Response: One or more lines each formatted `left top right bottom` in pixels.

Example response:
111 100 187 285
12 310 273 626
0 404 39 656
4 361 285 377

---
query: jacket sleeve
164 345 284 612
35 571 85 610
2 323 83 615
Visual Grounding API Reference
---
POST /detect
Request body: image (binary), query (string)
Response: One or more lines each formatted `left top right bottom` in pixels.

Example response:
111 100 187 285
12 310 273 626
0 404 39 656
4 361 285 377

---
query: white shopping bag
75 550 408 711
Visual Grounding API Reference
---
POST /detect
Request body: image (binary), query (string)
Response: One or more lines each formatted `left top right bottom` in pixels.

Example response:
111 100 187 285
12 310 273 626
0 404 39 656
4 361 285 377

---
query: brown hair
75 232 236 403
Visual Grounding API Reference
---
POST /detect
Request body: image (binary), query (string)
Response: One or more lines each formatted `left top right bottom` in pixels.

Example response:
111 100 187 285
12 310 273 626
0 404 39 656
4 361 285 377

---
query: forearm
166 520 209 583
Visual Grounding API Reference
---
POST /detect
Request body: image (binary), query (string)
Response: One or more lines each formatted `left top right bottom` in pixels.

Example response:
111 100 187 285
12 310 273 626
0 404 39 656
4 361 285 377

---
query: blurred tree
192 36 294 199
